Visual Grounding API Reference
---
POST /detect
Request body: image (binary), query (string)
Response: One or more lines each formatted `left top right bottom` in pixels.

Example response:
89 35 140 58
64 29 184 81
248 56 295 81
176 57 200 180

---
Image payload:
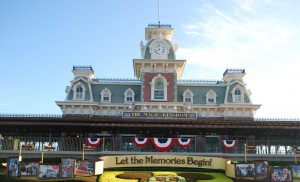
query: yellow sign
100 155 226 170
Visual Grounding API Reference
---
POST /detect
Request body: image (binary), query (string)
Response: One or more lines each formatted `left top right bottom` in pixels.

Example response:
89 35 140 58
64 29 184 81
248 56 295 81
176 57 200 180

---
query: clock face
153 43 166 55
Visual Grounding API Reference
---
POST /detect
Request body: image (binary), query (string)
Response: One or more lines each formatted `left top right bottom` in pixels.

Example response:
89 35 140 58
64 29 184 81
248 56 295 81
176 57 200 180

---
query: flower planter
147 175 186 182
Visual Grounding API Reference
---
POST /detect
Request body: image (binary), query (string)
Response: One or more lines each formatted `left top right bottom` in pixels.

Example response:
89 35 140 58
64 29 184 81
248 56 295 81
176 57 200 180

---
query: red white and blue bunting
222 140 238 150
133 137 149 147
85 138 102 147
133 137 193 152
150 138 175 152
176 138 192 148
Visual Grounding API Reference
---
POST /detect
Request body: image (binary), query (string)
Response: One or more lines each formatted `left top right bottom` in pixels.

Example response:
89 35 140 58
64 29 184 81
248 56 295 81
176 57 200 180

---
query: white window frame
150 74 168 101
183 89 194 103
124 88 135 103
206 90 217 104
72 82 86 100
101 88 112 103
232 86 244 103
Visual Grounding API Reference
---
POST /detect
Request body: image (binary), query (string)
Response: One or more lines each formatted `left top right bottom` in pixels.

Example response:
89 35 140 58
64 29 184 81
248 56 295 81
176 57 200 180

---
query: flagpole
158 0 160 25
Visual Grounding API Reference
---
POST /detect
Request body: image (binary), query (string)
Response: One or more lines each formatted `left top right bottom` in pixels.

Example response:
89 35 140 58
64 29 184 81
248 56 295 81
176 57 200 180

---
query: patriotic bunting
133 137 149 147
132 137 193 152
176 138 192 147
85 138 102 147
150 138 175 152
222 140 238 150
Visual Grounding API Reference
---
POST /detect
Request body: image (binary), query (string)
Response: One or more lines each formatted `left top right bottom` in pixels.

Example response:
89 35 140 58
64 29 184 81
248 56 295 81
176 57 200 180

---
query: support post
19 143 22 162
41 144 44 163
295 149 298 164
102 137 105 151
82 144 85 160
244 143 247 163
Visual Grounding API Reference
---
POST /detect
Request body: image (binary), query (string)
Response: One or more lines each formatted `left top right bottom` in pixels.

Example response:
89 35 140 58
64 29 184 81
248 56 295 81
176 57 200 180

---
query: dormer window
206 90 217 104
232 86 244 102
235 89 241 102
76 86 83 99
72 82 86 100
101 88 111 103
124 88 135 103
151 74 168 101
127 92 133 101
183 89 193 103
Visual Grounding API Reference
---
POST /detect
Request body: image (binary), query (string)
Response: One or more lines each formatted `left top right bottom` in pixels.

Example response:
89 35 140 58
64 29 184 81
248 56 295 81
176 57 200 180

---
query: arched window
124 88 135 103
232 86 244 102
151 74 168 101
72 82 86 100
183 89 193 103
154 78 164 99
101 88 111 103
206 90 217 104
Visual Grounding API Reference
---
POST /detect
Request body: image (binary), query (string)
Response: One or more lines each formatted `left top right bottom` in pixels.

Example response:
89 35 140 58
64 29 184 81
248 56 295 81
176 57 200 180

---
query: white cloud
177 0 300 118
238 0 257 13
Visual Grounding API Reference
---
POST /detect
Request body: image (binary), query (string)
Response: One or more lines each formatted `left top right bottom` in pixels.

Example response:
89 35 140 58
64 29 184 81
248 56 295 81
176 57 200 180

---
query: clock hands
154 43 165 55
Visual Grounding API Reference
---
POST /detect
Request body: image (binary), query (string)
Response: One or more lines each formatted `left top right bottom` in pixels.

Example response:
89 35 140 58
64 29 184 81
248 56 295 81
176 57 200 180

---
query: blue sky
0 0 300 118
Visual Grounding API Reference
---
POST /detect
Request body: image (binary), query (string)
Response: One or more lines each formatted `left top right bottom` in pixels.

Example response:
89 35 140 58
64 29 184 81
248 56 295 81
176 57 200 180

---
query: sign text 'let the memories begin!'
115 156 212 168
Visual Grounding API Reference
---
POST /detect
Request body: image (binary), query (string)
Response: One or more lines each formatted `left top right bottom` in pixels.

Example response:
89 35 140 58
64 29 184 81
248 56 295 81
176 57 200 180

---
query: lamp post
19 143 34 162
244 143 256 163
41 144 55 163
82 144 96 160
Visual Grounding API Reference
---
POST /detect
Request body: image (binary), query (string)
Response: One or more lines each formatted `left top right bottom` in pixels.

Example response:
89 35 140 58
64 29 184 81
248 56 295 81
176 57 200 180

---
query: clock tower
133 24 186 103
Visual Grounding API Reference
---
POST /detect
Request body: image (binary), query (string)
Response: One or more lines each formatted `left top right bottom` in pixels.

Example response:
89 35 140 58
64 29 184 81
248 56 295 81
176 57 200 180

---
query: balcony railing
0 136 299 155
